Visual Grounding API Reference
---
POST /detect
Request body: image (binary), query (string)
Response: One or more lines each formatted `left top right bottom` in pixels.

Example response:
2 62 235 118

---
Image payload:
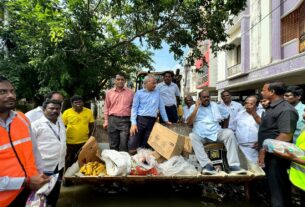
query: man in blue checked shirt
128 75 172 154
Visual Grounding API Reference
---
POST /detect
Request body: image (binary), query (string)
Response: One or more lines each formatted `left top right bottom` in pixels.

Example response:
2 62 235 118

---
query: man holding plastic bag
31 99 66 207
258 82 298 207
271 131 305 206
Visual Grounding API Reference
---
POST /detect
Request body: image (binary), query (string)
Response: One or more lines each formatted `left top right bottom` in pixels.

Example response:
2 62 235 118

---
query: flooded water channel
57 184 265 207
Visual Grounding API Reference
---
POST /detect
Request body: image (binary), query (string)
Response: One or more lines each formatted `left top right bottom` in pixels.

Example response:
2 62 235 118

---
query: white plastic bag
26 174 58 207
101 150 131 176
158 156 198 176
263 139 304 157
132 148 158 170
64 161 80 177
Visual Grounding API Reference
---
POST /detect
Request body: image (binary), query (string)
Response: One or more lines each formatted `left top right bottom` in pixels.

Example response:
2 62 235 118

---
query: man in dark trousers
258 81 298 207
103 72 134 151
156 71 180 123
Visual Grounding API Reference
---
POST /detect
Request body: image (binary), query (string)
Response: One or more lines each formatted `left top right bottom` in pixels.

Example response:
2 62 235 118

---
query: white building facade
216 0 305 99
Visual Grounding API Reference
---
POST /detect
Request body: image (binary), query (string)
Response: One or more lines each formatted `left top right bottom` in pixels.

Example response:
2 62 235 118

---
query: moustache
7 98 16 102
51 112 59 116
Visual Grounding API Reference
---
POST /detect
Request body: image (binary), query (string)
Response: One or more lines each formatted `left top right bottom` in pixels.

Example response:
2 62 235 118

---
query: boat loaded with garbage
64 123 265 192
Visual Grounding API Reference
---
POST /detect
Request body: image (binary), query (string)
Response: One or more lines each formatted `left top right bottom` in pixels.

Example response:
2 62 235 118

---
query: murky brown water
57 184 262 207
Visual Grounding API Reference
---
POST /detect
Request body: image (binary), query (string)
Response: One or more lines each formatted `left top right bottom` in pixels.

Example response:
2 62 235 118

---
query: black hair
184 95 193 101
115 72 127 79
70 95 83 103
163 71 174 77
266 81 286 96
44 91 63 101
245 95 259 107
286 85 303 97
221 90 230 96
0 75 11 83
42 99 62 110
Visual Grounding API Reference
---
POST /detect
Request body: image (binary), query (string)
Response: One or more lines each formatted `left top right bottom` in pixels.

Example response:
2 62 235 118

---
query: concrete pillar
271 0 282 61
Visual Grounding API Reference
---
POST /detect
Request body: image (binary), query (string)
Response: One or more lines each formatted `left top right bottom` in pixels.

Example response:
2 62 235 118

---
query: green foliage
0 0 246 100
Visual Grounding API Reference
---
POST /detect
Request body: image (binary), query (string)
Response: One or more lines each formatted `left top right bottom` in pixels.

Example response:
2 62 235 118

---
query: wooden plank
64 174 264 185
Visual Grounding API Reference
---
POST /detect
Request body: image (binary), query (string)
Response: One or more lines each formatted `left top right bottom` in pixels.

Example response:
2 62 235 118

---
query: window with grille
281 10 299 44
281 1 305 53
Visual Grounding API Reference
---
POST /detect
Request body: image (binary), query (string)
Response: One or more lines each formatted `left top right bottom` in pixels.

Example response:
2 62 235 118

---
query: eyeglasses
200 96 210 99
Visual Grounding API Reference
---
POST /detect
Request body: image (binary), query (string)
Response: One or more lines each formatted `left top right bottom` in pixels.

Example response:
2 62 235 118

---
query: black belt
44 165 59 176
138 115 156 119
110 115 130 118
165 105 176 108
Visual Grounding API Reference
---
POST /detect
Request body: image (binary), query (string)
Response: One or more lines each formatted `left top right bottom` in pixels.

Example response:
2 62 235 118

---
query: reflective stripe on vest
0 137 31 151
0 112 38 207
291 162 305 174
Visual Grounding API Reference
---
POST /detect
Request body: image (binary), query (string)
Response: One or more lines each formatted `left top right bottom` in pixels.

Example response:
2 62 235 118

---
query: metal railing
227 63 241 77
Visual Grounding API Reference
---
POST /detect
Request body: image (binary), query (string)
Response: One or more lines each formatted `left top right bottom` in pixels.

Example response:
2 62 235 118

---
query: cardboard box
151 151 167 163
78 136 101 167
183 136 192 153
148 123 185 160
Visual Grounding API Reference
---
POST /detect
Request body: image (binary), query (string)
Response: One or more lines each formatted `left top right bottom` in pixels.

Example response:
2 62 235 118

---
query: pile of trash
65 123 261 178
72 148 199 177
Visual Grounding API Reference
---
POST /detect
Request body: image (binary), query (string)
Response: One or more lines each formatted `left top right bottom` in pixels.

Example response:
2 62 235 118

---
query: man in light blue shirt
156 71 180 123
187 90 244 175
129 75 171 154
284 86 305 143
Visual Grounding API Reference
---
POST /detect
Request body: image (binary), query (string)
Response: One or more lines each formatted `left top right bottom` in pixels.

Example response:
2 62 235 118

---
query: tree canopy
0 0 246 101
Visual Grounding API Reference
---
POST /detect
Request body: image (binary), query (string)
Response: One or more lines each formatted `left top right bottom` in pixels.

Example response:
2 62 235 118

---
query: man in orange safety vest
0 75 50 207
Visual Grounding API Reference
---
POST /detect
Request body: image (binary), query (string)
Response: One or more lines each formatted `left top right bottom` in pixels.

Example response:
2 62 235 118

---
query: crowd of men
0 75 94 207
1 71 305 207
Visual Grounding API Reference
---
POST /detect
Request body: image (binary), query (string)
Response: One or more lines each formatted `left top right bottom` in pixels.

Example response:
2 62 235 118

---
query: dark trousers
7 188 31 207
65 143 85 169
160 105 178 123
128 116 156 150
265 153 291 207
46 168 64 207
108 116 130 151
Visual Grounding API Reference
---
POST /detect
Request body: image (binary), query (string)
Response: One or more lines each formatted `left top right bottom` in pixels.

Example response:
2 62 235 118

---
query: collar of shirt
143 88 156 93
160 82 174 87
270 98 284 108
295 101 305 110
35 106 43 112
0 110 17 130
40 114 60 126
114 87 127 92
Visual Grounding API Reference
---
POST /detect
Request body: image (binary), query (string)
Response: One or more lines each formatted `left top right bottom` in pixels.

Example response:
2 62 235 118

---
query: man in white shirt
156 71 180 123
219 90 243 131
31 99 66 207
234 95 264 163
187 90 245 175
26 91 64 123
182 95 194 123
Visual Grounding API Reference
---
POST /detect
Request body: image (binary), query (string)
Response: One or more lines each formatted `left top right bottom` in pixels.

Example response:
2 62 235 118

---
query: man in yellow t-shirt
62 95 94 169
